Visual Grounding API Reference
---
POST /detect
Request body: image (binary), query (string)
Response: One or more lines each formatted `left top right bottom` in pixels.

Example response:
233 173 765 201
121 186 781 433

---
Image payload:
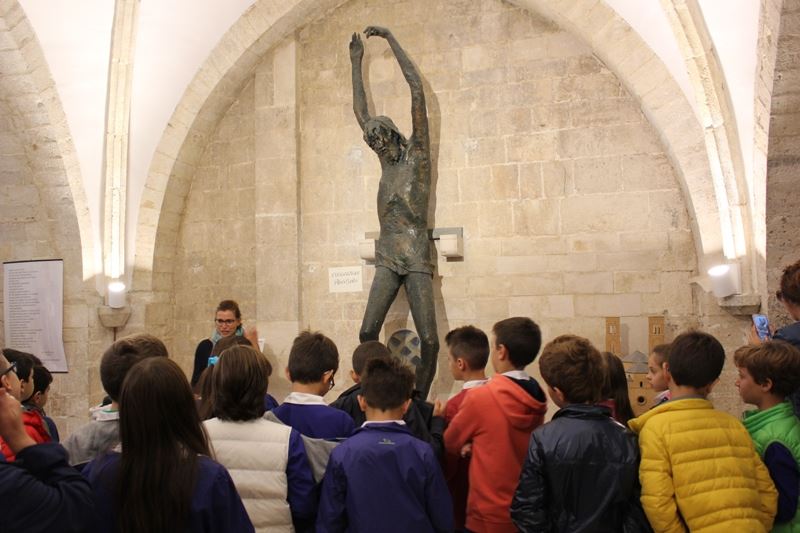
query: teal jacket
744 401 800 532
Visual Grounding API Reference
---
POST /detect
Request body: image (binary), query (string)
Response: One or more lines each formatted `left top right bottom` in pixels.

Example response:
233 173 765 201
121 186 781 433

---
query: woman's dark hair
117 358 212 533
195 365 216 421
212 346 270 421
600 351 635 425
216 299 241 319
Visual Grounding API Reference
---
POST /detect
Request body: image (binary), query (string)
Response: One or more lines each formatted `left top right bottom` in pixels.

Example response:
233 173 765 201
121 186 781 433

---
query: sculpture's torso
375 140 431 275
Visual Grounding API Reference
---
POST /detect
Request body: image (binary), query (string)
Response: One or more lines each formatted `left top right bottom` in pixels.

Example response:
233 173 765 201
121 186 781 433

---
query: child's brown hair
734 341 800 397
650 343 670 365
539 335 604 404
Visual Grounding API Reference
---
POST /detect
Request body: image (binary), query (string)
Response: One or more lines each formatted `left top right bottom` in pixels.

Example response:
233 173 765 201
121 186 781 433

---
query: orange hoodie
444 375 547 533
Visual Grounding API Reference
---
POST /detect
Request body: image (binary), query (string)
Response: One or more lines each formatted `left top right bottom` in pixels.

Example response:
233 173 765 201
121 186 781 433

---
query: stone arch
136 0 725 295
133 0 348 296
511 0 731 272
0 1 101 433
0 1 95 282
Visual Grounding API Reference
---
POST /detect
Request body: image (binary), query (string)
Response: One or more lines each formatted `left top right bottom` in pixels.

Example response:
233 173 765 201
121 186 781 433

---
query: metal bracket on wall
361 227 465 262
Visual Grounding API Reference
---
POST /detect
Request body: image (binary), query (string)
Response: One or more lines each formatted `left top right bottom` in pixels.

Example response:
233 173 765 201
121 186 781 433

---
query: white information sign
3 260 67 372
328 266 363 293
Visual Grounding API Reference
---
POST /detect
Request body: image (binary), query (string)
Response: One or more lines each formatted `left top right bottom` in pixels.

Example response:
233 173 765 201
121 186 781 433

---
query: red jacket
443 384 486 530
444 375 547 533
1 407 51 461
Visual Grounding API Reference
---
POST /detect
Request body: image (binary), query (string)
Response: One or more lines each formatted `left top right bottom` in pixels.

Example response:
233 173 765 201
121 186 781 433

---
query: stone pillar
767 0 800 323
254 38 300 399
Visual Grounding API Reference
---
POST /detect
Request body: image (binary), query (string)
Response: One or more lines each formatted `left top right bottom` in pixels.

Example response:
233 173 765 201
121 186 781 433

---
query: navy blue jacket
83 452 253 533
775 322 800 416
272 403 355 439
331 385 445 458
316 422 452 533
775 321 800 348
0 442 94 532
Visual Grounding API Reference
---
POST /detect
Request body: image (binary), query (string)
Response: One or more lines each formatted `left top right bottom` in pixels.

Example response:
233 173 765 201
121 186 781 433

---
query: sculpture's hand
349 32 364 61
364 26 391 39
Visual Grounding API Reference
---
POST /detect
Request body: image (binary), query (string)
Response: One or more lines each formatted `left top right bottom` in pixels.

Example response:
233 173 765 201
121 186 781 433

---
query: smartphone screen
752 314 771 341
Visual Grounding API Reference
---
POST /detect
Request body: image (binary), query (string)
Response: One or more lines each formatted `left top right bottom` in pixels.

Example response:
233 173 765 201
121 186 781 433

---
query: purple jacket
272 402 355 440
316 422 452 533
83 452 253 533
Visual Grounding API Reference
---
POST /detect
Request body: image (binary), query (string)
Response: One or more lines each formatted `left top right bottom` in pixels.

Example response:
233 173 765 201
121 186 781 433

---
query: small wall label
328 266 363 293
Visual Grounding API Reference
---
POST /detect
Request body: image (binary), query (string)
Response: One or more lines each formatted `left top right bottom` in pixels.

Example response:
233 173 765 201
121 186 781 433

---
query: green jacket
743 401 800 533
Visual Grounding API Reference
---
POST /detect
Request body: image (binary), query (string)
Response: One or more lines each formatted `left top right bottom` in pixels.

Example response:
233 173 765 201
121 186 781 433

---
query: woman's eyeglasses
0 361 17 378
215 319 237 325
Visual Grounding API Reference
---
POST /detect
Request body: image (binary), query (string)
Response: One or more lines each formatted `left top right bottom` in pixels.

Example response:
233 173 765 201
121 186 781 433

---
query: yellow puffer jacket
628 398 777 533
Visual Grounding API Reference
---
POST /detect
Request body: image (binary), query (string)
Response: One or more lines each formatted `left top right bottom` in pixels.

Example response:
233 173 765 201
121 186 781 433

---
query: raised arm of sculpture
364 26 429 149
350 32 370 130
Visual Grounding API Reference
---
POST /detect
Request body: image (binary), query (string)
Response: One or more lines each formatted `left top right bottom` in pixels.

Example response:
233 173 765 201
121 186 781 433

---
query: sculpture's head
364 116 406 163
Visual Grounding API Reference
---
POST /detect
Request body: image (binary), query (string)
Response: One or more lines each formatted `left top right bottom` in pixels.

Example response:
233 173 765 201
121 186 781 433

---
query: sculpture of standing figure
350 26 439 398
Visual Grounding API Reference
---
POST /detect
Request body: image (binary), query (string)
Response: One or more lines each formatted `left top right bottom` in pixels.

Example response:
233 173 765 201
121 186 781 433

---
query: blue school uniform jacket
272 393 355 439
83 452 254 533
316 422 453 533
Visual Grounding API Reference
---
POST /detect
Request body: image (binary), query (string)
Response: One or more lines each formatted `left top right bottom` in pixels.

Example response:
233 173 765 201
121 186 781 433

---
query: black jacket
511 404 650 533
330 384 445 458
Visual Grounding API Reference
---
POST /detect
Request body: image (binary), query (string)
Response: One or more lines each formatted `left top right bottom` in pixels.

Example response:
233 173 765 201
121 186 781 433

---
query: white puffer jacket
205 417 293 532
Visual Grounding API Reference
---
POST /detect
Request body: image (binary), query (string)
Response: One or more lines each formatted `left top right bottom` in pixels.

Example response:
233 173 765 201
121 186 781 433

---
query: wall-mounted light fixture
707 263 741 298
107 280 127 308
99 278 131 336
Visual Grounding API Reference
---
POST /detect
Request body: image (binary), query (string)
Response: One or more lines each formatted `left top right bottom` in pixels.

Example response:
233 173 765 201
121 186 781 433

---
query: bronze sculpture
351 26 439 398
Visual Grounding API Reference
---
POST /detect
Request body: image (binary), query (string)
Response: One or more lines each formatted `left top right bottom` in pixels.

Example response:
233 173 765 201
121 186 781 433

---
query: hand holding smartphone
752 314 771 341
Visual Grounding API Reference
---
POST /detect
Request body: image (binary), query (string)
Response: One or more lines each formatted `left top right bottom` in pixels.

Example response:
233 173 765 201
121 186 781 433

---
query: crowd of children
4 258 800 532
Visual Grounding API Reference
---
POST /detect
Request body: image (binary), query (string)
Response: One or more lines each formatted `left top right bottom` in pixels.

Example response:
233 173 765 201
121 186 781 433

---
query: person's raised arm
350 33 370 130
0 388 95 532
364 26 428 147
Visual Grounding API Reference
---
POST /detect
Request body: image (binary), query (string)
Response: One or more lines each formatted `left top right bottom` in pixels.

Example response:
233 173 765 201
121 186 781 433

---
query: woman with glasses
83 357 253 533
191 300 257 387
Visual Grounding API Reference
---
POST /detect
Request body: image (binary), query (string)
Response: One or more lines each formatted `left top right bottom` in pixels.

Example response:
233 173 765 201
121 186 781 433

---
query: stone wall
767 0 800 323
172 79 258 376
0 97 103 435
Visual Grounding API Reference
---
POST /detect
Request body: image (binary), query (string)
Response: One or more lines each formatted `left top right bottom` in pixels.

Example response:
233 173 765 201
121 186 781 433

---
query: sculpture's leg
404 272 439 399
359 266 403 343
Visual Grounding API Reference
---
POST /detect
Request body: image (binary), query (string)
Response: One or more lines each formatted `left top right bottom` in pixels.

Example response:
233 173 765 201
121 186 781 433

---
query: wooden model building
621 350 654 416
604 317 663 417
